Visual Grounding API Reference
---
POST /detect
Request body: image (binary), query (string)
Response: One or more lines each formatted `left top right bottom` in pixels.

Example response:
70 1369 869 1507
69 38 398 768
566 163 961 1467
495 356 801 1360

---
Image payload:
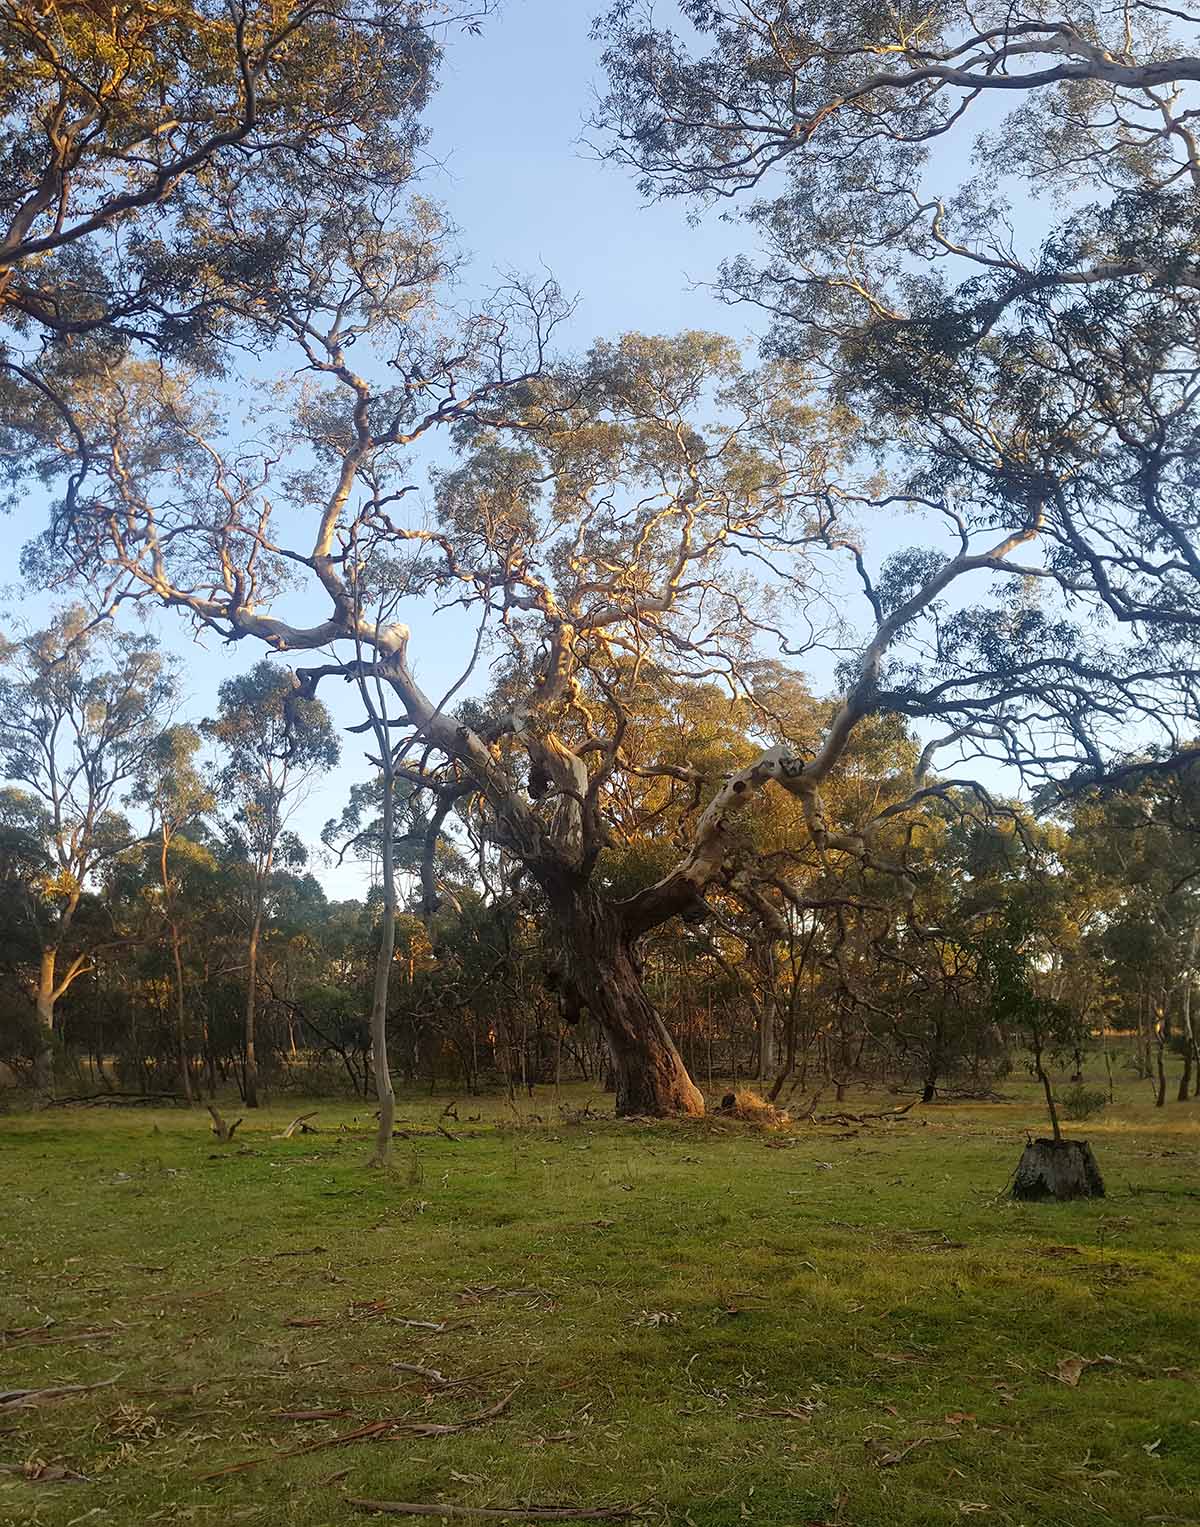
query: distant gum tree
132 725 216 1104
204 660 339 1108
0 609 175 1091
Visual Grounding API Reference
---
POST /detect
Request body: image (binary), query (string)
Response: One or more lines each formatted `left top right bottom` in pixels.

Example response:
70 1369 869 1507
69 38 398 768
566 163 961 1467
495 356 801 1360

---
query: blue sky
421 4 747 340
3 1 1004 899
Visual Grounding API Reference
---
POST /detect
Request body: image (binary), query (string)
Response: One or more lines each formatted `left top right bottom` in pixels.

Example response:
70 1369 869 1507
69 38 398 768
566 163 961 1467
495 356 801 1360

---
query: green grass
2 1075 1199 1527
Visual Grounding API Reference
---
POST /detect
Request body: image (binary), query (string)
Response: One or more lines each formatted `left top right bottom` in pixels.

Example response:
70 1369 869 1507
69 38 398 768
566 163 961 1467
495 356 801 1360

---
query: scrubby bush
1061 1085 1109 1122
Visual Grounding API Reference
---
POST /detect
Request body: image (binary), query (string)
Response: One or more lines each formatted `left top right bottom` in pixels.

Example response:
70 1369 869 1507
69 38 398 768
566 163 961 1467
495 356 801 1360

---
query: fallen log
46 1091 183 1107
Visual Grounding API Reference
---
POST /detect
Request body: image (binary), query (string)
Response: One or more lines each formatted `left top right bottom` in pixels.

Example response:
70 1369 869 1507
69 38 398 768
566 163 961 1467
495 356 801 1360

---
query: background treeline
3 609 1197 1109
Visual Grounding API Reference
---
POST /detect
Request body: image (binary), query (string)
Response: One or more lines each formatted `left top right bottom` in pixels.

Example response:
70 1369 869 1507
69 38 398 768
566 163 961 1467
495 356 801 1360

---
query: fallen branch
276 1112 320 1139
1 1378 118 1409
813 1098 921 1127
347 1501 638 1520
0 1462 90 1482
199 1386 519 1479
2 1320 53 1339
2 1327 120 1348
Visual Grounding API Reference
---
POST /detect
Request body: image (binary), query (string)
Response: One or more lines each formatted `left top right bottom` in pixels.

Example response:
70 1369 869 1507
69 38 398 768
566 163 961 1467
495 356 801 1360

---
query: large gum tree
28 252 1058 1114
594 0 1200 779
24 2 1200 1115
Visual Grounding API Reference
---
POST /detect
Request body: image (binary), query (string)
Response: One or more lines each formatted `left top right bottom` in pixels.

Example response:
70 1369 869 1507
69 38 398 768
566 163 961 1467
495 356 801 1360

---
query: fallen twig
460 1286 554 1304
866 1435 931 1467
390 1362 448 1384
271 1409 354 1421
394 1385 519 1437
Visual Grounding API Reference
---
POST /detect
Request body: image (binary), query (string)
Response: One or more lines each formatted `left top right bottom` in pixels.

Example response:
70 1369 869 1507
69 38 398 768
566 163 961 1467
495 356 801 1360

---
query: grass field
2 1075 1199 1527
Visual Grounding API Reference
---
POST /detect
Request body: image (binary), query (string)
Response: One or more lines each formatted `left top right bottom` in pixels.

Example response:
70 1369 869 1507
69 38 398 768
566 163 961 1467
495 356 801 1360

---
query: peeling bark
33 949 56 1094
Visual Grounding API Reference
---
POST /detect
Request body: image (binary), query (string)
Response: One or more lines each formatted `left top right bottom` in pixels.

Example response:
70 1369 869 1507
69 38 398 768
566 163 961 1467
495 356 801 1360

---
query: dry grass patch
717 1087 791 1129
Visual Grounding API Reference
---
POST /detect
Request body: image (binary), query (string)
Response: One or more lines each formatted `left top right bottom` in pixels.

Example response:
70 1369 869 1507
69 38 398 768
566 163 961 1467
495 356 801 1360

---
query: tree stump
1011 1138 1105 1201
207 1104 243 1143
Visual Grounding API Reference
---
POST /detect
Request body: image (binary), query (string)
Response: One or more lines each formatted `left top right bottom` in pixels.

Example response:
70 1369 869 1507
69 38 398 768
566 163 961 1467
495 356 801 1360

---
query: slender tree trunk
1033 1037 1062 1143
33 946 57 1094
168 922 193 1104
756 946 777 1085
706 987 714 1093
244 902 262 1108
1179 928 1198 1102
557 892 703 1117
367 767 398 1168
160 835 194 1105
1154 1006 1167 1109
1136 986 1151 1078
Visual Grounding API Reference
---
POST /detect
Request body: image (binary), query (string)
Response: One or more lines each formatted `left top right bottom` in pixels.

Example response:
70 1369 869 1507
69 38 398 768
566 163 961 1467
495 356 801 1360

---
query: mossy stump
1012 1137 1105 1201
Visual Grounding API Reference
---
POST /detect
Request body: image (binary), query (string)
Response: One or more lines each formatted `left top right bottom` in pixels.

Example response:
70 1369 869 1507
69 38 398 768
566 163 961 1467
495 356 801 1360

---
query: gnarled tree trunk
556 891 703 1118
